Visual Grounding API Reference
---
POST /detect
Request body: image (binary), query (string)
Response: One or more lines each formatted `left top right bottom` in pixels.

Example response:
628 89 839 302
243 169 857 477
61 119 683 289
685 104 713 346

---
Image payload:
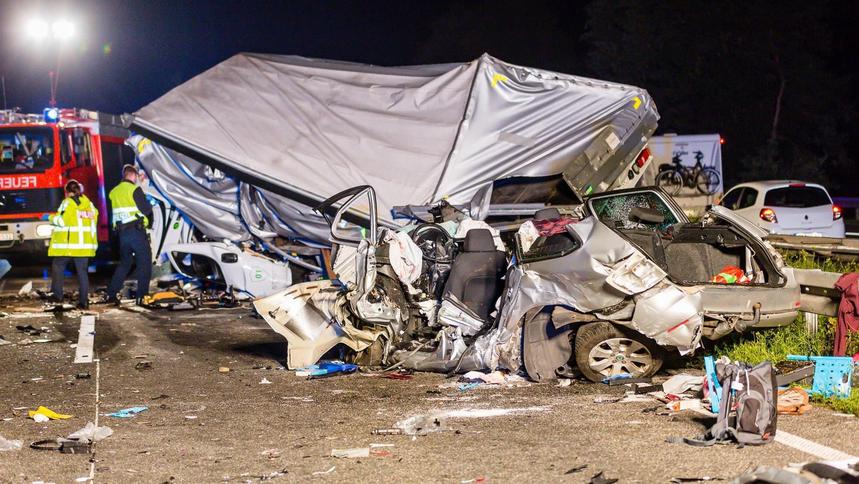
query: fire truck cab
0 109 134 257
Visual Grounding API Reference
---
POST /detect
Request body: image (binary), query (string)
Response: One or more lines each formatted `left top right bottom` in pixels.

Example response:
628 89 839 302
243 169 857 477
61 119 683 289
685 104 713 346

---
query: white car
720 181 845 238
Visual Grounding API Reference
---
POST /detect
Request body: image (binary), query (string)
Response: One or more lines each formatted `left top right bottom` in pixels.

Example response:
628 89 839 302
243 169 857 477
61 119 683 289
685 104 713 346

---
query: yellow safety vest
109 181 148 229
48 195 99 257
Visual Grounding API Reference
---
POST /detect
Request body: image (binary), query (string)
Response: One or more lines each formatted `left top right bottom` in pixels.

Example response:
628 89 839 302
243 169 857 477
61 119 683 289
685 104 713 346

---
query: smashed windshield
590 191 679 231
0 128 55 174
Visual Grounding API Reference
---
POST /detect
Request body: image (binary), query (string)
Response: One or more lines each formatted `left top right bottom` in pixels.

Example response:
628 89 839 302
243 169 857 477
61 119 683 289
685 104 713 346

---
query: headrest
464 229 496 252
534 207 561 221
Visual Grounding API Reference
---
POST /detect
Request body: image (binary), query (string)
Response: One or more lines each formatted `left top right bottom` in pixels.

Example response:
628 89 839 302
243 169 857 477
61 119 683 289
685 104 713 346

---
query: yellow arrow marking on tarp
491 73 509 88
632 96 642 110
137 138 151 153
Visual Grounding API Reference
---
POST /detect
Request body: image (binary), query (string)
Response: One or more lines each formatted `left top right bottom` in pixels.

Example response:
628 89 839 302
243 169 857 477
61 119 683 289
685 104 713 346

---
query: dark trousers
51 256 89 307
107 227 152 299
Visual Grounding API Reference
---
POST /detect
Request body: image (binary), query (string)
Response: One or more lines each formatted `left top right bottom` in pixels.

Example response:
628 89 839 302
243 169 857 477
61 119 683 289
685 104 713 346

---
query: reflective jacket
48 195 98 257
109 180 148 229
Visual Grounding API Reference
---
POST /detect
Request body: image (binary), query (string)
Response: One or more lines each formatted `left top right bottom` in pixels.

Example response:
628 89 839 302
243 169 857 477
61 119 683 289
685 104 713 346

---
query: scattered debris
218 367 230 373
15 324 42 335
777 387 812 415
0 435 23 451
135 361 153 371
590 471 619 484
670 477 723 483
75 372 91 380
295 361 358 378
260 448 281 459
259 377 272 385
107 406 148 418
371 428 403 436
331 447 371 458
67 422 113 443
395 414 445 436
556 378 572 387
593 395 622 404
0 335 10 346
665 399 703 412
30 438 92 454
18 281 33 297
565 464 588 474
184 415 198 420
28 406 72 421
662 374 704 394
311 466 336 476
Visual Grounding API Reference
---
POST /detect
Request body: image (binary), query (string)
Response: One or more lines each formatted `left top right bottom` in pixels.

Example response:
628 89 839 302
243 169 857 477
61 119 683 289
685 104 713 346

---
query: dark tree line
419 0 858 195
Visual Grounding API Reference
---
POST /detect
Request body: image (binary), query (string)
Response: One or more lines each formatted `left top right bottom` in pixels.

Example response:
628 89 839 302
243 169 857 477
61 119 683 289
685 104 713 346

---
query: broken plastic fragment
0 435 23 451
67 422 113 443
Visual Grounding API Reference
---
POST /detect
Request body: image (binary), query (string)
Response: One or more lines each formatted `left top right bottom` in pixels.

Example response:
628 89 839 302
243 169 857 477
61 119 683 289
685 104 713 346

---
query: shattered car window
519 232 581 262
590 192 678 231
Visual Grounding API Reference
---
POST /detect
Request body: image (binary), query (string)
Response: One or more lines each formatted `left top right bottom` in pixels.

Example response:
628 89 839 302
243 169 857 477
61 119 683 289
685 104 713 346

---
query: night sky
0 0 856 194
0 0 585 114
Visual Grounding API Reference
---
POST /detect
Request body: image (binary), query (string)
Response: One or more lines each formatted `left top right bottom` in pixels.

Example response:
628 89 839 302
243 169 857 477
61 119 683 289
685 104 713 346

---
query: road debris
218 367 230 373
259 377 272 384
0 335 10 346
662 374 704 394
107 406 148 418
565 464 588 474
67 422 113 443
311 466 336 476
778 387 812 415
589 471 619 484
75 372 91 380
295 361 357 378
0 435 23 451
29 406 72 421
135 361 153 371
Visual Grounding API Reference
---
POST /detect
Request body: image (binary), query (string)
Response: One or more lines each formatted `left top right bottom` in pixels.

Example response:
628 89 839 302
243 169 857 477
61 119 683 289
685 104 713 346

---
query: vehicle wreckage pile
254 184 804 383
120 53 814 383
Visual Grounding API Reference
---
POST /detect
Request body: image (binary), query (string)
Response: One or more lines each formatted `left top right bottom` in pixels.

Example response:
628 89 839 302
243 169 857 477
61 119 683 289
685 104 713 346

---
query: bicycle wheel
656 170 682 195
695 168 721 195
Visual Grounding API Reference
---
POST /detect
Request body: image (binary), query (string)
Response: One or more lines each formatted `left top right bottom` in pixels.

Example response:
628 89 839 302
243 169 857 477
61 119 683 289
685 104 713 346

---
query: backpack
687 360 778 446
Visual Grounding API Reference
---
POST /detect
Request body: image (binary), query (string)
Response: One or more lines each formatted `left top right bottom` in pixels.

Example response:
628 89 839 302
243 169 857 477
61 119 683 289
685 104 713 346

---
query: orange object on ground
777 387 812 415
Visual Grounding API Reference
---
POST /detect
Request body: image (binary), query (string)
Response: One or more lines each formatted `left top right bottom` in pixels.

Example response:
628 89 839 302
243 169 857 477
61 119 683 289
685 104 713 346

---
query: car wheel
574 322 663 383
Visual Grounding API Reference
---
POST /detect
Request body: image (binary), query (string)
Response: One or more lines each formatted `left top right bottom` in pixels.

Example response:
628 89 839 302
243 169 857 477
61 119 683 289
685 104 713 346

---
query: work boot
77 302 89 310
103 294 120 306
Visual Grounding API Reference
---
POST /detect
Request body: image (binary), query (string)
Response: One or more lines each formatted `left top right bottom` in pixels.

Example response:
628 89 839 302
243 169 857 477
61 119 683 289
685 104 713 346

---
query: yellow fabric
28 406 73 420
109 181 148 228
47 195 98 257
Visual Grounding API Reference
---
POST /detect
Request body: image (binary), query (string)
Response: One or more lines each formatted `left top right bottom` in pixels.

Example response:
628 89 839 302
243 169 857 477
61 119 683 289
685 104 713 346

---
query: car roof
727 180 828 192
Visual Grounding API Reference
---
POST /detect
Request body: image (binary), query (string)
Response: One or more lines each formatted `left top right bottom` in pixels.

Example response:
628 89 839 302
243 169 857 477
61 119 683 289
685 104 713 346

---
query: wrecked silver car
255 186 800 382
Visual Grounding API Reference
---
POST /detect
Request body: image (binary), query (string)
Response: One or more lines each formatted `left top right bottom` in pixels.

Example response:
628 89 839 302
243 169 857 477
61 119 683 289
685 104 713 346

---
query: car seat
442 229 507 321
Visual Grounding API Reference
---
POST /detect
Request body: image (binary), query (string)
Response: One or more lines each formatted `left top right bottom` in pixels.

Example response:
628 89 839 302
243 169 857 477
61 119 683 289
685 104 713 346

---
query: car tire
574 321 663 383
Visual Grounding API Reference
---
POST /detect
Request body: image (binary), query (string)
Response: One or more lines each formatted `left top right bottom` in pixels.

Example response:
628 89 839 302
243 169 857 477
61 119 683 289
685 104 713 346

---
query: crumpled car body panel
253 281 385 369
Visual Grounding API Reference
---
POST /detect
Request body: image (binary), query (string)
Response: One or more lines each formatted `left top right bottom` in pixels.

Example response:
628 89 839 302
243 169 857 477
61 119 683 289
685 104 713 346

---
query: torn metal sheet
253 281 384 369
629 283 703 349
165 241 292 299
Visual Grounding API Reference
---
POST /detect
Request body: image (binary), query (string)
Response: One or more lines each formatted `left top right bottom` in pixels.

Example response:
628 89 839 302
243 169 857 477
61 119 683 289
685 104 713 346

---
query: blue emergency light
43 107 59 123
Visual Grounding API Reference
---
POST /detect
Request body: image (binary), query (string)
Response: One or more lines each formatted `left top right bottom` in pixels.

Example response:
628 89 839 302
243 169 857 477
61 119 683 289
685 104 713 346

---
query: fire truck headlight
36 224 54 238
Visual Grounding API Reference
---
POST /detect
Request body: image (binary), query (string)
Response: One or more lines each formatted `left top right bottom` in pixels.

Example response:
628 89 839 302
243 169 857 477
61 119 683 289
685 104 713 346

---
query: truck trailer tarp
129 53 658 242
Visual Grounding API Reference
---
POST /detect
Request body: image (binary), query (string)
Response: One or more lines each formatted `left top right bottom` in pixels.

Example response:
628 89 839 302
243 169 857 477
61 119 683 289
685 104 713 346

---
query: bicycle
655 150 721 195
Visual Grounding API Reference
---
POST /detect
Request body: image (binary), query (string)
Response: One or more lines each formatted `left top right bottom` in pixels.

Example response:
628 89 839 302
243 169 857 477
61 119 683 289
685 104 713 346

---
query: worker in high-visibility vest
105 165 154 304
48 180 98 309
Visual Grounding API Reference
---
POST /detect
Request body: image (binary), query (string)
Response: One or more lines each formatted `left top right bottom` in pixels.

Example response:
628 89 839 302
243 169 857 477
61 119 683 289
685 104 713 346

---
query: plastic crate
787 355 853 398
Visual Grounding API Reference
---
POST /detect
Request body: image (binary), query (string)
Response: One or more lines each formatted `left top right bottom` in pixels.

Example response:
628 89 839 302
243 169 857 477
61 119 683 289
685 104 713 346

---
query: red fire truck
0 108 134 257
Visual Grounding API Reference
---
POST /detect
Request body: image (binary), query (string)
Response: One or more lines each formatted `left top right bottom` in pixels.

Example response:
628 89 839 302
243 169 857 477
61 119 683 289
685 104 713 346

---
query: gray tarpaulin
130 53 657 237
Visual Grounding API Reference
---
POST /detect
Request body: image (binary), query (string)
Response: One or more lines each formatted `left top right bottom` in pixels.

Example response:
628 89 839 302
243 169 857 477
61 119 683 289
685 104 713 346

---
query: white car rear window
763 186 830 208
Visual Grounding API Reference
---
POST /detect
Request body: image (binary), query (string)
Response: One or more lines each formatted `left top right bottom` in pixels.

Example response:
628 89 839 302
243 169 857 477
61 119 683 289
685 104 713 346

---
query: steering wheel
410 223 455 263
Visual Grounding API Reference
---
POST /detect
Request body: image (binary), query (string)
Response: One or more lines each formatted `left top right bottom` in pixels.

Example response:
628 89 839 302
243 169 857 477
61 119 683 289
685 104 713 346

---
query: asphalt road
0 278 857 483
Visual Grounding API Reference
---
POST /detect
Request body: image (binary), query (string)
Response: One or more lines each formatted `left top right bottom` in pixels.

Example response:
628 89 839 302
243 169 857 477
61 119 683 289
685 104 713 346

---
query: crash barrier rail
766 234 859 262
793 268 842 317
